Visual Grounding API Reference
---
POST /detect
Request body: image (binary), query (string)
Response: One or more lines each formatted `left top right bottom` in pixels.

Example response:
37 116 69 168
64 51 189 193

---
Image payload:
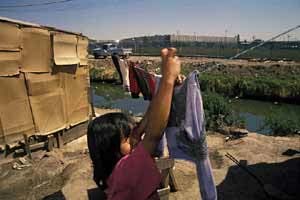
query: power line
230 25 300 59
0 3 92 14
0 0 74 8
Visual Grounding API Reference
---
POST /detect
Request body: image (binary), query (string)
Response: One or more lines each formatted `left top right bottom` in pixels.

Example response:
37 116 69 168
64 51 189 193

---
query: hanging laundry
165 70 217 200
128 62 156 100
111 54 123 84
128 61 141 98
145 70 216 199
119 58 130 92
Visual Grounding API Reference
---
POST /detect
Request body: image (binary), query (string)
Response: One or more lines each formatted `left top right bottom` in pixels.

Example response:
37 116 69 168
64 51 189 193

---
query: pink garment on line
105 143 161 200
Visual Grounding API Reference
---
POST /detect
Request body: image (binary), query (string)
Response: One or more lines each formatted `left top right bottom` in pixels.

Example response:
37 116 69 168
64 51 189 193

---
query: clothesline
230 25 300 59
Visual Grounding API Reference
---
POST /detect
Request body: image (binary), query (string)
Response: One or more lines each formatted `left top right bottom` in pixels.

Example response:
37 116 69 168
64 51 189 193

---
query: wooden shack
0 17 91 145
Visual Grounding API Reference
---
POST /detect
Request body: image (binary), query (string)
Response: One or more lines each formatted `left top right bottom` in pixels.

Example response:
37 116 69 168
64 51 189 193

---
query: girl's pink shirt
105 143 161 200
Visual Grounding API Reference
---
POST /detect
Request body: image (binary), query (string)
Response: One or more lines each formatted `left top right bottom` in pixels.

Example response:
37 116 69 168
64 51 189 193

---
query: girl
87 48 181 200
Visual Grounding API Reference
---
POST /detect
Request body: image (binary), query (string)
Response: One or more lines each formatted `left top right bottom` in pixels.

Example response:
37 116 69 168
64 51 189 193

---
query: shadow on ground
43 188 106 200
217 157 300 200
43 191 65 200
87 188 106 200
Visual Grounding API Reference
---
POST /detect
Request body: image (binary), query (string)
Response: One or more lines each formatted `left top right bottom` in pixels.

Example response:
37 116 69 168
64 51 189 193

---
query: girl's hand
161 48 181 83
175 74 186 85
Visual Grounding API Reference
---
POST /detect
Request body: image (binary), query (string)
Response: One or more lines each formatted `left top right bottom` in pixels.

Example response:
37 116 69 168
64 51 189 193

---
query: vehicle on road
93 43 132 59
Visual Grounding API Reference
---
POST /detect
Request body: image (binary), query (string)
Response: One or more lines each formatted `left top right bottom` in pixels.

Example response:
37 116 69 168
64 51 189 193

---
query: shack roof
0 16 40 27
0 16 87 38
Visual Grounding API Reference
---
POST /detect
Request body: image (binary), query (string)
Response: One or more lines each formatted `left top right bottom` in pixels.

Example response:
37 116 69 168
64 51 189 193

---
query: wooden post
155 157 179 192
169 169 179 192
23 134 32 159
47 135 54 151
56 131 64 148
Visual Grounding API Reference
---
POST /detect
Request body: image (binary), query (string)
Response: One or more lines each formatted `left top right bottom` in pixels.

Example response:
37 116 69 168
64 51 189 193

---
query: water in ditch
92 82 300 135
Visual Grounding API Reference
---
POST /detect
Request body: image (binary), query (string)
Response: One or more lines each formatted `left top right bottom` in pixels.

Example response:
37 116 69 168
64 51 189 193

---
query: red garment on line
129 63 156 100
129 63 140 98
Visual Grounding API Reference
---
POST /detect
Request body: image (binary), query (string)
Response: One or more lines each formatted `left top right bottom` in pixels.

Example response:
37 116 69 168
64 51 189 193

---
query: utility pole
224 29 228 57
132 38 137 53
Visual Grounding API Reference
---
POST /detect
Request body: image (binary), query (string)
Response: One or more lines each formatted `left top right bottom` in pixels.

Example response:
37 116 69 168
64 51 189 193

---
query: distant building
169 34 238 43
120 35 170 48
119 34 239 48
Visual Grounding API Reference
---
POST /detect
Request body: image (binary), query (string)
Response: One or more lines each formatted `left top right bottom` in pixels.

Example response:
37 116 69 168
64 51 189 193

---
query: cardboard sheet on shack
53 32 80 66
25 72 67 134
0 74 35 144
0 51 20 76
63 66 90 126
21 28 51 73
77 36 89 65
0 21 21 50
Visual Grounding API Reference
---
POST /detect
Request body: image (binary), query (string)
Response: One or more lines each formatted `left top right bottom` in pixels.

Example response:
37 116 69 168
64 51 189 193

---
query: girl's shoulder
106 143 161 199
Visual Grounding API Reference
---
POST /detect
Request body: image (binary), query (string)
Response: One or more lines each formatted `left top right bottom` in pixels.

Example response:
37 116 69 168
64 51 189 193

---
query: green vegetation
202 92 299 136
262 110 300 136
199 73 300 104
202 92 245 130
90 67 119 81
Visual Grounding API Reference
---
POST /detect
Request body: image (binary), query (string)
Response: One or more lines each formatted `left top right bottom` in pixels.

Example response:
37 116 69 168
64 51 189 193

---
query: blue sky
0 0 299 41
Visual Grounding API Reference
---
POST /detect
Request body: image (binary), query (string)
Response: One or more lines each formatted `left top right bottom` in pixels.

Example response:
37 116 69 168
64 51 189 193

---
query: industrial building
120 34 239 48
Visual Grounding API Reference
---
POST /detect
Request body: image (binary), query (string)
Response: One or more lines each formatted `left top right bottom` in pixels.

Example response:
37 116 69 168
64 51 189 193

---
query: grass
90 67 119 81
199 73 300 104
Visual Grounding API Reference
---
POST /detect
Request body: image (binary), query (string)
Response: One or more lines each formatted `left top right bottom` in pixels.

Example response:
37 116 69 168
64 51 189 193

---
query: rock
0 145 4 152
217 126 230 135
218 127 249 137
229 127 249 136
12 157 32 170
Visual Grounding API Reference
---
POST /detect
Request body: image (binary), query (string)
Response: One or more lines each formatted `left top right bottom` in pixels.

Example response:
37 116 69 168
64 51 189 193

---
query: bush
262 111 300 136
203 92 245 130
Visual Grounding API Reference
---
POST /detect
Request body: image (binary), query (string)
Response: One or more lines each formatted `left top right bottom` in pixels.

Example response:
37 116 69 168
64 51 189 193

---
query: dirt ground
0 108 299 200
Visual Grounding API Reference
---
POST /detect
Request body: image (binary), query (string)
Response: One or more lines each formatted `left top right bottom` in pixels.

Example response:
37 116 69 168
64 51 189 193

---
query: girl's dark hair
87 112 134 189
